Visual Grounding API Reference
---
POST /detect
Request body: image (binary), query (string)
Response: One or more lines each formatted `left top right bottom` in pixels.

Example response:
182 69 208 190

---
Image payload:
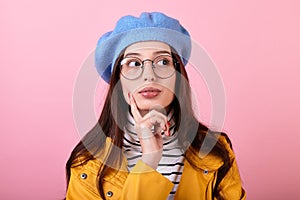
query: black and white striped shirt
123 110 185 199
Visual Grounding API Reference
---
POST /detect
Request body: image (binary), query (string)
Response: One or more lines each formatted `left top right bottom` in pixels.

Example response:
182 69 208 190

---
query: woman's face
120 41 176 114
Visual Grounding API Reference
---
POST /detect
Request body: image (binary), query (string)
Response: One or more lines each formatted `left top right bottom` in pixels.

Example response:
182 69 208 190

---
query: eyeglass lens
120 55 176 80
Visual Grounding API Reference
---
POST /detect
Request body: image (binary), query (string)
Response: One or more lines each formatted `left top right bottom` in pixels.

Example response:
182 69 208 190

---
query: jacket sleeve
120 160 174 200
217 137 246 200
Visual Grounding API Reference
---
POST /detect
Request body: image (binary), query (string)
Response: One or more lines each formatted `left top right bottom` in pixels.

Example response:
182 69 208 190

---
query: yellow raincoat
66 136 246 200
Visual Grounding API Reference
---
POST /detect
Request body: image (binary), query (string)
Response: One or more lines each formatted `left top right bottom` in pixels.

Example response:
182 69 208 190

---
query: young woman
65 12 246 200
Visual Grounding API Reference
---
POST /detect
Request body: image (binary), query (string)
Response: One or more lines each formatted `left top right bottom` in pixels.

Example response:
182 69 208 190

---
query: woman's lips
138 87 161 98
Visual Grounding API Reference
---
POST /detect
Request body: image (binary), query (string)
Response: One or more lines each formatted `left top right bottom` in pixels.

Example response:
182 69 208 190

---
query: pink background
1 0 300 199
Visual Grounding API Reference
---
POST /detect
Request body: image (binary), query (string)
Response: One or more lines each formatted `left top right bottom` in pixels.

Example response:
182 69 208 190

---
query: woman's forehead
124 41 171 55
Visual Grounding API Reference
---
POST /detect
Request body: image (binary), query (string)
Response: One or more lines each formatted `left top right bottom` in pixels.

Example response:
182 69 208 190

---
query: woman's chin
136 101 171 114
137 102 162 110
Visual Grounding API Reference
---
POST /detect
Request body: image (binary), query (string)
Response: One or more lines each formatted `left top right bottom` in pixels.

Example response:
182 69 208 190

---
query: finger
149 111 170 136
147 110 169 130
129 93 142 121
137 114 165 137
145 111 168 134
165 121 170 137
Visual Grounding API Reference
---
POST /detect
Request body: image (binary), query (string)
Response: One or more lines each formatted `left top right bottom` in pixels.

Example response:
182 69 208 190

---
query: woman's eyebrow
153 50 172 56
124 52 141 57
124 50 172 58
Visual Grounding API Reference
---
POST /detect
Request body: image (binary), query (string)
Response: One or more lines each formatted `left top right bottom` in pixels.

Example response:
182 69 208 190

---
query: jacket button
80 173 87 179
203 170 209 175
106 191 113 197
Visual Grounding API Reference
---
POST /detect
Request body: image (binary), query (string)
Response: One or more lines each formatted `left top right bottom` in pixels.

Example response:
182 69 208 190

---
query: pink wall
1 0 299 199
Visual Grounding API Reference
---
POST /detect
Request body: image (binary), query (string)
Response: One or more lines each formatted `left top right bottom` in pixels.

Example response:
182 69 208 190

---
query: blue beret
95 12 191 83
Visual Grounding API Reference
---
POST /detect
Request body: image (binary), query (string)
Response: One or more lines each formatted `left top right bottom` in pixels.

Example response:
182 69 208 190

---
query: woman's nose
142 62 156 81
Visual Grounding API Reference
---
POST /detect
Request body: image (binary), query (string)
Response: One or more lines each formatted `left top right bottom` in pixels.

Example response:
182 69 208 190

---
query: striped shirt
123 110 185 199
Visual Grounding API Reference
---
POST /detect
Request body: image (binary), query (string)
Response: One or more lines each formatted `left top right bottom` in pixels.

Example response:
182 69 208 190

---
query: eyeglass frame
119 54 179 80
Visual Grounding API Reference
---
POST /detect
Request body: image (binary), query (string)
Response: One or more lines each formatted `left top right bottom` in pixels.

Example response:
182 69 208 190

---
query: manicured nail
163 125 166 131
165 130 169 136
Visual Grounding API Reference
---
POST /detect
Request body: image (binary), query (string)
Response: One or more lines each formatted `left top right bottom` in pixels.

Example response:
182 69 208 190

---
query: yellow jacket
66 136 246 200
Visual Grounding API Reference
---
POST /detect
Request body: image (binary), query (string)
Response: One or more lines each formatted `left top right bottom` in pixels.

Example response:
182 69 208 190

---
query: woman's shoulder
70 137 127 172
218 132 234 152
185 132 235 171
70 137 110 164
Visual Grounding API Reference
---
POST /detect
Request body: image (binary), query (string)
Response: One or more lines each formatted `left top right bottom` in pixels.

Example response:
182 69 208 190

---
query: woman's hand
129 93 170 169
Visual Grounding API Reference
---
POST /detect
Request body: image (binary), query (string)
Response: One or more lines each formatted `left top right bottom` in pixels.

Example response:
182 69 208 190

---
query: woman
65 12 246 200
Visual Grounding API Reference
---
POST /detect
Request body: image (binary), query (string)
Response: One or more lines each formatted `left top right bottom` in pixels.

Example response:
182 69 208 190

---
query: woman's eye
157 59 169 66
128 60 141 67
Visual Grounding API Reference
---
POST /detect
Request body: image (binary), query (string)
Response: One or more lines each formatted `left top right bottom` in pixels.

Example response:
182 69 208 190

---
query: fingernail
167 122 171 127
128 93 130 99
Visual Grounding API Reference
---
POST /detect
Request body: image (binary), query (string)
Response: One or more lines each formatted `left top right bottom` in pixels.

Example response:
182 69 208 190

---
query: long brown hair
64 50 233 199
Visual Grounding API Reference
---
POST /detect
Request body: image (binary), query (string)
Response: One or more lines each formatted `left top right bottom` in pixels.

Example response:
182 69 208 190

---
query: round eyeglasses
120 54 176 80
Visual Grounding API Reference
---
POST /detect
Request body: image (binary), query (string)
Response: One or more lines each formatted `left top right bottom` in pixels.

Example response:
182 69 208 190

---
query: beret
95 12 191 83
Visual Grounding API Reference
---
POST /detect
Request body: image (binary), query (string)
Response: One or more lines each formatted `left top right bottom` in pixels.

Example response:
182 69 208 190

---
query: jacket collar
185 146 224 171
87 137 223 173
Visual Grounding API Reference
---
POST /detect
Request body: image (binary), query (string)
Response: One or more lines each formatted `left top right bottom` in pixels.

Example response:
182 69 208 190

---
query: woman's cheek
120 80 129 104
120 79 139 104
122 88 129 104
